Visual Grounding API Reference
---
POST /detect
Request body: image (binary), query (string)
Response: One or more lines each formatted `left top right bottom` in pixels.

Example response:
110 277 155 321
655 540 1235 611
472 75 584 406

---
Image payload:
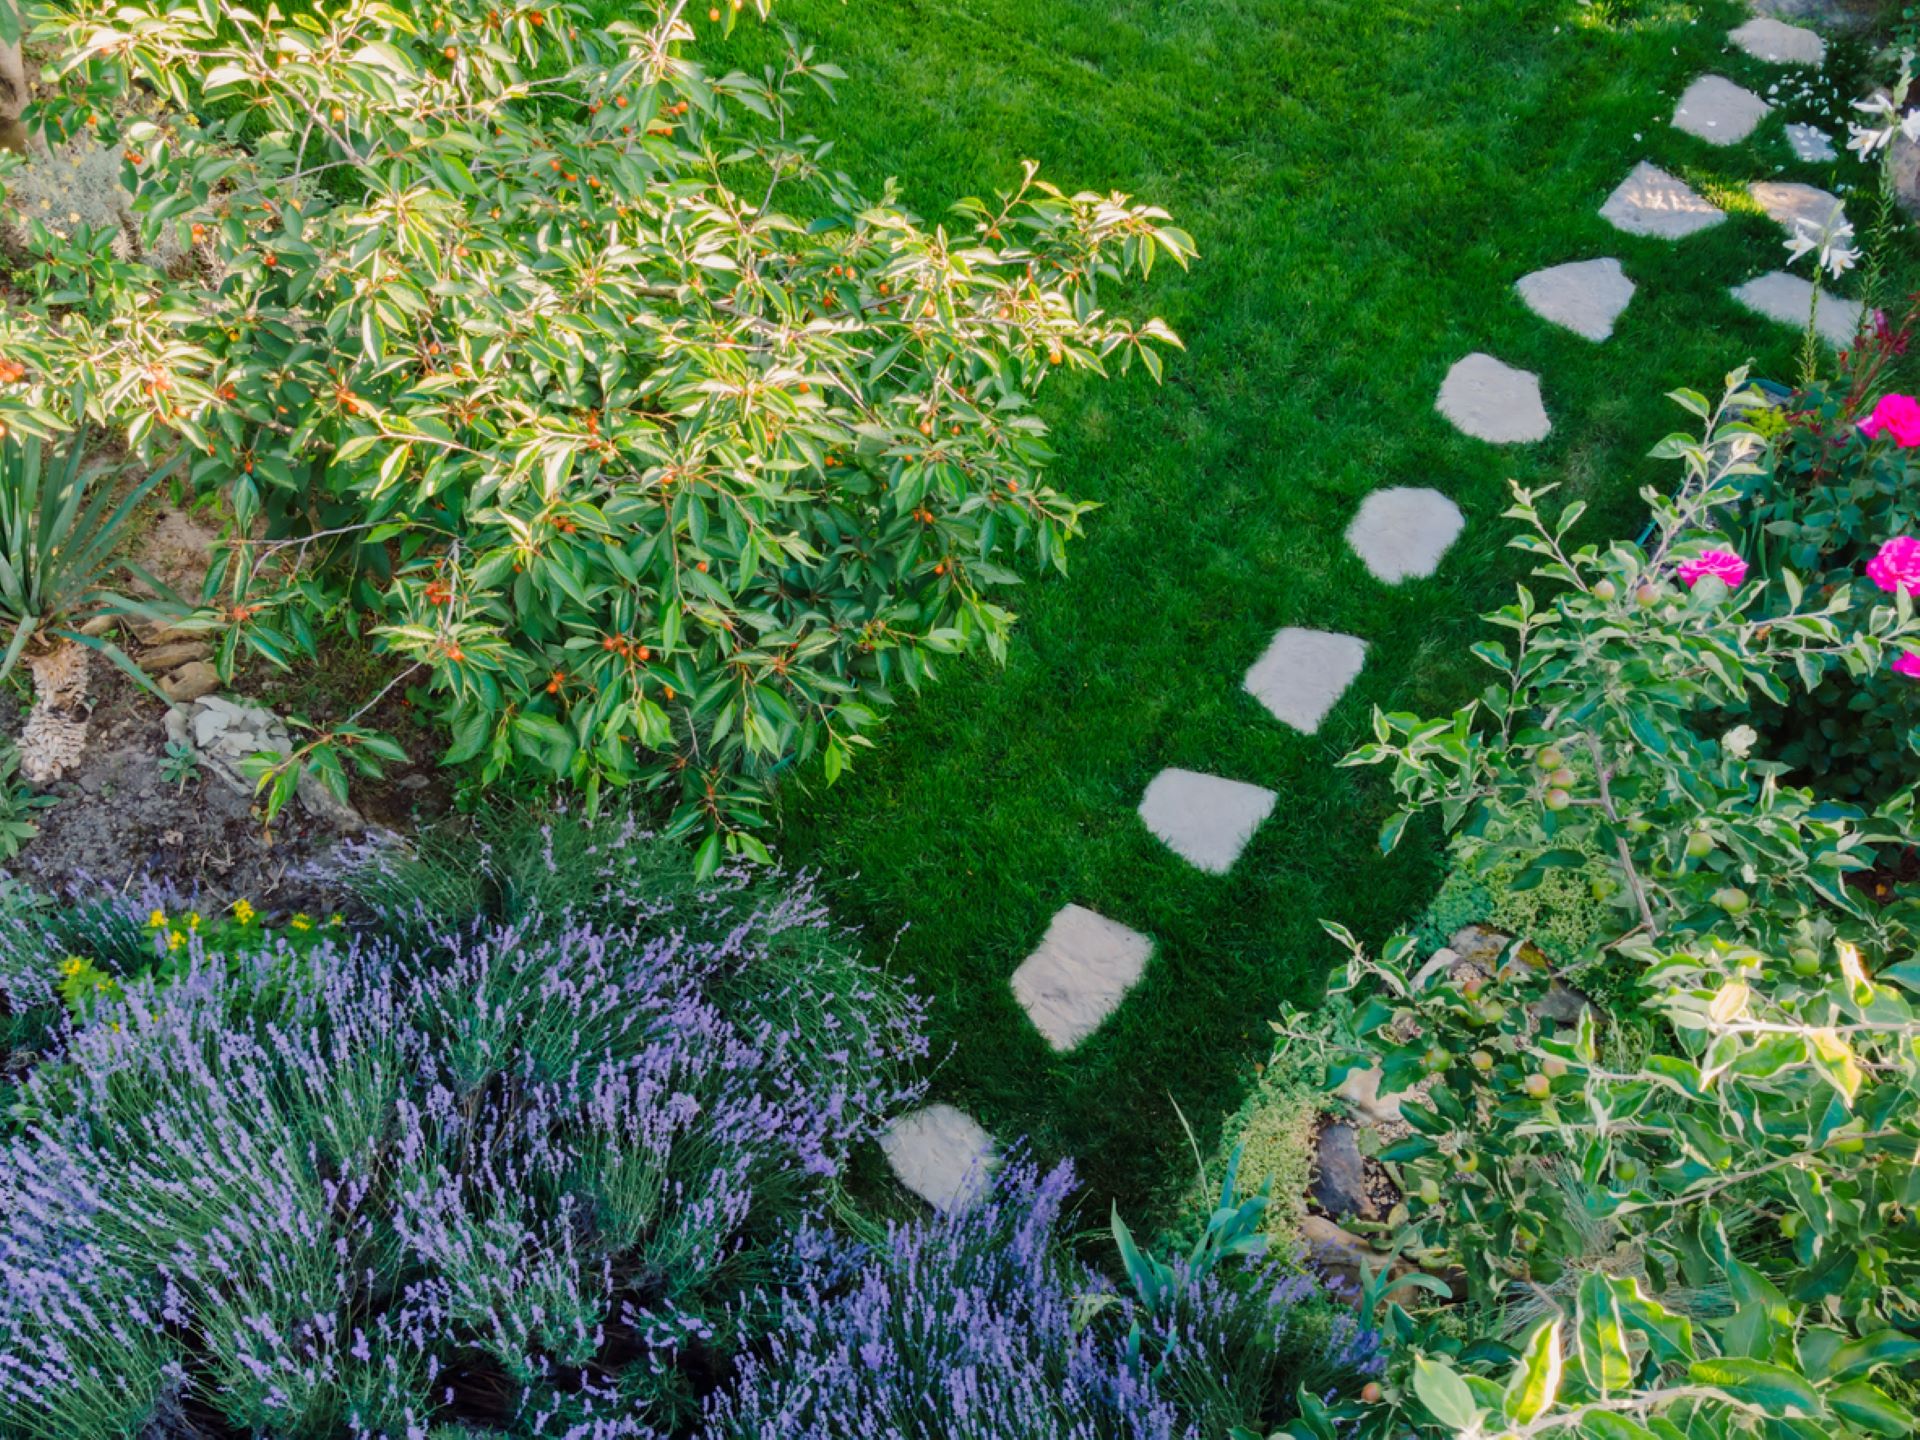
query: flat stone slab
1730 16 1826 64
1748 181 1846 239
880 1104 997 1212
1010 904 1154 1051
1244 627 1367 734
1138 768 1277 874
1346 486 1466 584
1731 270 1863 347
1436 353 1549 444
1600 161 1726 238
1515 257 1636 341
1786 123 1838 163
1672 75 1771 146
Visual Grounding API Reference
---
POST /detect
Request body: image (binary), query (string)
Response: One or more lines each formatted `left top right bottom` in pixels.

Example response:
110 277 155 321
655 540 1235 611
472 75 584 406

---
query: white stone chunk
1346 486 1466 584
1748 180 1846 238
1436 353 1550 444
1010 904 1155 1052
1730 270 1864 347
1730 16 1826 64
1672 75 1771 146
1515 257 1636 341
1600 161 1726 238
1243 627 1367 735
1138 768 1277 874
1786 123 1837 163
880 1104 997 1212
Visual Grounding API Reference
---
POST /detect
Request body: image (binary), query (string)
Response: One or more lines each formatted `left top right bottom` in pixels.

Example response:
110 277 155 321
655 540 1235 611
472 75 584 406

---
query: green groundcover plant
5 0 1190 865
1251 375 1920 1438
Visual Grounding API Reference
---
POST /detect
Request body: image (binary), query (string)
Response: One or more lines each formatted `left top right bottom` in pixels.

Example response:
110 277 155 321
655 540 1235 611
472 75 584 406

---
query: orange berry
443 43 457 59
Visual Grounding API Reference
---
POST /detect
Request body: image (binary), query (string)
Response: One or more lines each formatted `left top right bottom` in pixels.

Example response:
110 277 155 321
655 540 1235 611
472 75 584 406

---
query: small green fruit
1713 887 1750 916
1459 1151 1479 1174
1423 1046 1450 1073
1478 1001 1507 1026
1791 949 1821 977
1592 578 1618 601
1635 582 1661 608
1549 767 1577 788
1470 1049 1494 1072
1542 1057 1567 1080
1544 788 1571 811
1685 831 1714 859
1536 746 1565 771
1418 1178 1441 1204
1523 1073 1551 1099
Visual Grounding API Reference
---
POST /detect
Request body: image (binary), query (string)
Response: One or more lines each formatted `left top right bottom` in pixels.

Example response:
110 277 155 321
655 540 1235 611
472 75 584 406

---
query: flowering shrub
707 1159 1379 1440
0 816 927 1437
13 0 1191 862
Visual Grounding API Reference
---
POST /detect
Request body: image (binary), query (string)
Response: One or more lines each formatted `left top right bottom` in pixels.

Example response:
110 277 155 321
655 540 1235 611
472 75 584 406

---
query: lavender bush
706 1159 1381 1440
0 816 927 1439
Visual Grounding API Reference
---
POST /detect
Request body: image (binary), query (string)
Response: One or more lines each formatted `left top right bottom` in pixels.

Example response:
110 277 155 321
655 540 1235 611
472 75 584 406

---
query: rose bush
8 0 1190 863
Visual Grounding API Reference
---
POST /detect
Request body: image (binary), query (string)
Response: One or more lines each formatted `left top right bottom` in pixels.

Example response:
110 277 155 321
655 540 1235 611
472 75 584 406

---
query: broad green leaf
1503 1320 1562 1424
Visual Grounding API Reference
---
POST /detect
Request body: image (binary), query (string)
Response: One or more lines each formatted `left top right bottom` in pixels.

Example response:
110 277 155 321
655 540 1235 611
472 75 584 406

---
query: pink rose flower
1860 393 1920 447
1676 548 1748 590
1867 536 1920 597
1893 650 1920 681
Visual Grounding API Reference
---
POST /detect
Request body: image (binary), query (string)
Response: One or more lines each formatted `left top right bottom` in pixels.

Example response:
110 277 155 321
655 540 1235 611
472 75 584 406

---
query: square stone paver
1436 353 1550 444
1515 257 1636 341
1672 75 1771 146
880 1104 997 1212
1731 271 1863 348
1346 486 1466 584
1243 627 1366 734
1010 904 1154 1052
1786 123 1838 163
1138 767 1277 874
1748 181 1846 239
1600 162 1726 238
1730 15 1827 63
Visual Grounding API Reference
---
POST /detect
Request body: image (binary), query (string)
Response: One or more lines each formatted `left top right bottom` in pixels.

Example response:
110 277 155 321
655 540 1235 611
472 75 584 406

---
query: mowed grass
678 0 1893 1218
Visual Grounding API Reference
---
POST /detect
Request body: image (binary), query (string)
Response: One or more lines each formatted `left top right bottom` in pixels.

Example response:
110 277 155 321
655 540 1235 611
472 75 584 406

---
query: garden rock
1785 123 1837 163
1010 904 1154 1051
158 661 221 703
1450 924 1512 971
1729 16 1826 64
1436 353 1549 444
1531 978 1594 1026
138 640 212 673
1334 1063 1401 1124
1297 1214 1386 1295
1243 627 1366 734
1891 134 1920 221
1730 271 1862 347
1310 1121 1373 1222
1747 181 1845 239
1345 486 1465 583
880 1104 996 1213
1137 767 1276 874
1671 75 1771 146
162 694 364 830
1599 162 1726 239
1748 0 1875 28
1515 258 1635 341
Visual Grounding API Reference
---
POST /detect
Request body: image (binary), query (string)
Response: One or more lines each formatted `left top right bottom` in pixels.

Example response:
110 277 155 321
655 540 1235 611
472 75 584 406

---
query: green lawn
698 0 1888 1218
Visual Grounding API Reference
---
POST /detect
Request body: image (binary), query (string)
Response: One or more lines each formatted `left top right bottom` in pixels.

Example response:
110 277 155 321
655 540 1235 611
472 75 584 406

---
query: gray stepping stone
1749 180 1846 238
1786 123 1838 163
1138 767 1277 874
1346 486 1466 584
1672 75 1771 146
1600 161 1726 238
880 1104 997 1212
1751 0 1869 29
1730 16 1826 64
1436 353 1550 444
1515 257 1636 341
1010 904 1154 1052
1243 627 1367 734
1730 271 1863 347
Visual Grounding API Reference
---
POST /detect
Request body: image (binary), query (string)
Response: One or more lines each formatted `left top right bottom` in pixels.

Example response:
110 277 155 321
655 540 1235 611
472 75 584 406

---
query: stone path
884 0 1876 1214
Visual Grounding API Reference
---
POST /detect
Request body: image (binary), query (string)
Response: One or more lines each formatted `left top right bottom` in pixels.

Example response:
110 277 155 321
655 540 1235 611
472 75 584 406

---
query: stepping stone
1243 627 1366 735
1786 123 1838 163
880 1104 997 1212
1010 904 1154 1052
1672 75 1771 146
1346 486 1466 584
1730 16 1826 64
1730 271 1863 347
1748 181 1847 239
1436 353 1550 444
1600 161 1726 238
1515 257 1636 341
1751 0 1869 28
1138 768 1277 874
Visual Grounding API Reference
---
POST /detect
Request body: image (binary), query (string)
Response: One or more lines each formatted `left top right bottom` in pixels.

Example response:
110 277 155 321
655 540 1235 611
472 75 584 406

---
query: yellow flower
187 911 202 932
290 913 314 932
147 909 167 930
232 899 256 926
59 956 85 977
167 929 187 951
328 914 345 928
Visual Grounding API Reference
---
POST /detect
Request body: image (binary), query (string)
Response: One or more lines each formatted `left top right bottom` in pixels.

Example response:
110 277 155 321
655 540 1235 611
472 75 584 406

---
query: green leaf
1686 1358 1823 1418
1503 1320 1562 1424
1576 1272 1633 1399
1412 1354 1481 1431
1828 1381 1917 1437
1831 1331 1920 1383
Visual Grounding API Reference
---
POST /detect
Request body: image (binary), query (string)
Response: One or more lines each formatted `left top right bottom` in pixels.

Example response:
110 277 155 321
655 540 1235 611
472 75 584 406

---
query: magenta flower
1676 548 1748 590
1860 393 1920 446
1894 650 1920 680
1867 536 1920 597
